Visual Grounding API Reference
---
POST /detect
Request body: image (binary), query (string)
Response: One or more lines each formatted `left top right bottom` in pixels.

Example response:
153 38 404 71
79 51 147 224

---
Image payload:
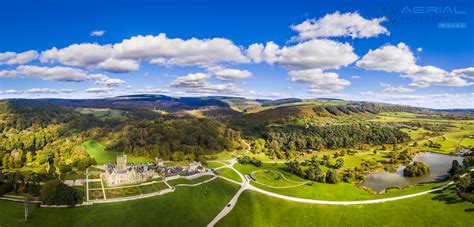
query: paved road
207 157 455 226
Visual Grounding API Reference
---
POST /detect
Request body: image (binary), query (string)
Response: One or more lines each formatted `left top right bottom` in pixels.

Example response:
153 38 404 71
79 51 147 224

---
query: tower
116 154 127 171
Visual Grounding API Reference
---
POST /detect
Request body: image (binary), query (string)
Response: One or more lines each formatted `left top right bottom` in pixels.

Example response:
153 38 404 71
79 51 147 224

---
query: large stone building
102 155 157 186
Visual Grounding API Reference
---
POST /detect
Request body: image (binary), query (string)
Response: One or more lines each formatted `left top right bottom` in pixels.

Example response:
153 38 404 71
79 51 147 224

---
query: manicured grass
83 140 153 164
0 179 239 227
218 187 474 227
88 182 102 189
251 170 305 187
206 161 225 169
167 175 215 186
215 168 242 183
138 182 170 194
61 172 84 180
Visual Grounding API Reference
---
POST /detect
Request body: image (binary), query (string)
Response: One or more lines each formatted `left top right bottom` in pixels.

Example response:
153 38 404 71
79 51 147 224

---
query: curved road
207 157 455 227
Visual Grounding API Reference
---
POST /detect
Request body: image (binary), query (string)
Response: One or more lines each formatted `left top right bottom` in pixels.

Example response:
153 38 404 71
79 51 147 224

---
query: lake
361 152 463 192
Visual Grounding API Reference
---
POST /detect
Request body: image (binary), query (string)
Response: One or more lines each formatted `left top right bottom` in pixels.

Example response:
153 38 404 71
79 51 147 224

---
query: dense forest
256 123 409 158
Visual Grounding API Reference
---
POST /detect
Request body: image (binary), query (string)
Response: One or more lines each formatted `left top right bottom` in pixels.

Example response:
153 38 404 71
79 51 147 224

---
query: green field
251 170 306 187
77 108 128 121
167 175 215 186
0 179 238 227
215 168 242 183
83 140 153 164
218 187 474 227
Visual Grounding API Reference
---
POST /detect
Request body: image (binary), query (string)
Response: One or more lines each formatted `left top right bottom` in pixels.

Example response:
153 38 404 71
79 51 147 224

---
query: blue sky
0 0 473 108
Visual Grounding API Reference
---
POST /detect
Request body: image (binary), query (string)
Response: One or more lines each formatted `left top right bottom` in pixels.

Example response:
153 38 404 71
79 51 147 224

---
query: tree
449 160 464 177
40 180 82 205
325 169 339 183
403 161 430 177
2 154 9 169
335 158 344 169
26 152 33 164
172 152 185 161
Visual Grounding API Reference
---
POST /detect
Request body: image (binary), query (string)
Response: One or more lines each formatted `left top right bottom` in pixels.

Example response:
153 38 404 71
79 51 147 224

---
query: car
227 204 231 207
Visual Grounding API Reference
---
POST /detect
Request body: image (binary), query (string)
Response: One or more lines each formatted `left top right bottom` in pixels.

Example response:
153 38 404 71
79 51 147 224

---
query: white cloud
113 33 249 66
417 47 423 52
248 39 358 70
451 67 474 79
351 75 361 79
404 66 472 88
85 87 114 93
170 72 241 94
207 66 252 81
0 65 125 85
97 58 140 73
0 65 89 82
0 90 24 95
356 43 416 73
357 42 472 88
90 30 106 37
40 44 112 68
289 69 350 93
0 50 39 65
88 74 125 87
380 82 414 93
26 88 77 94
291 11 389 41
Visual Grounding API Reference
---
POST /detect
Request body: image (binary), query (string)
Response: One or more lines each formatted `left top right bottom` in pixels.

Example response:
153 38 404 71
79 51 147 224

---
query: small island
403 161 430 177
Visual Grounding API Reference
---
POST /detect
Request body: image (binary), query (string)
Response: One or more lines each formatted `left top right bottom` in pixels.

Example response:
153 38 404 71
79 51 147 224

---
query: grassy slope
167 175 215 186
0 179 238 227
215 168 242 183
83 140 153 164
218 187 474 227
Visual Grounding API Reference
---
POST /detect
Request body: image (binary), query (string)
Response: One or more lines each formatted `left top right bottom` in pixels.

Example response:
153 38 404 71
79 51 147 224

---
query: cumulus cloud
248 39 358 70
0 50 39 65
380 83 414 93
356 42 472 88
38 33 248 73
0 65 126 86
0 65 89 82
170 72 241 94
40 43 112 68
351 75 361 79
356 43 416 73
97 58 140 73
289 69 350 93
90 30 106 37
291 11 389 41
405 66 472 88
113 33 249 66
88 74 125 87
207 66 252 81
451 67 474 79
85 87 114 93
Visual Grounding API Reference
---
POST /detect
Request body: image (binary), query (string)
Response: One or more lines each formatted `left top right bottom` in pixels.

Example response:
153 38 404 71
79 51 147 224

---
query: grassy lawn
215 168 242 183
138 182 170 194
83 140 153 164
218 187 474 227
252 170 305 187
167 175 215 186
0 179 239 227
206 161 225 169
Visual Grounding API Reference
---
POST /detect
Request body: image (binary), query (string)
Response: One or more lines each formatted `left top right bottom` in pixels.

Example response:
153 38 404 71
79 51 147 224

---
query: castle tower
116 154 127 171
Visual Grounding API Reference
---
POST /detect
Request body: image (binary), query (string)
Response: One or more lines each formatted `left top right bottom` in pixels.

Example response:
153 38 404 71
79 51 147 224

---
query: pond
361 152 463 192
